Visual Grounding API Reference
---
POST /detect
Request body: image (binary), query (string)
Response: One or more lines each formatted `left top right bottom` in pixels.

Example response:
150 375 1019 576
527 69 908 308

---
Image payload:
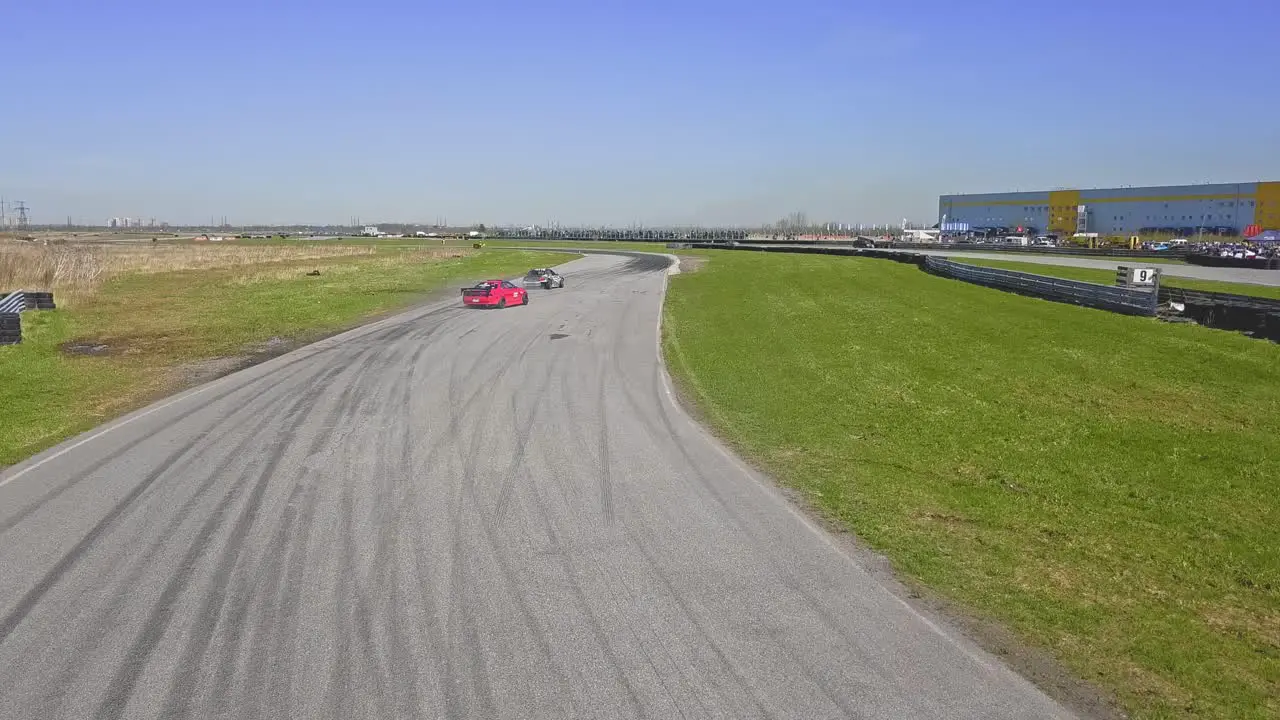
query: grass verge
955 257 1280 300
0 247 570 466
661 250 1279 719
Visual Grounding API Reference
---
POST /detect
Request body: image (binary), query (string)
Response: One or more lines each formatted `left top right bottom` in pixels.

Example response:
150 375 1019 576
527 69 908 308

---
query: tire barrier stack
0 291 57 346
0 291 56 313
0 312 19 346
1184 254 1280 270
1161 287 1280 343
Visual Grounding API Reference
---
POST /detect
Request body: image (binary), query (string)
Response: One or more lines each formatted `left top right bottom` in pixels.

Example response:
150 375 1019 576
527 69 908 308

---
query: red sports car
461 279 529 308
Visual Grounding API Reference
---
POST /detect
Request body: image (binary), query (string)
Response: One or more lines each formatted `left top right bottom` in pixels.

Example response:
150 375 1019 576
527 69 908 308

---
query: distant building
361 226 380 237
939 181 1280 236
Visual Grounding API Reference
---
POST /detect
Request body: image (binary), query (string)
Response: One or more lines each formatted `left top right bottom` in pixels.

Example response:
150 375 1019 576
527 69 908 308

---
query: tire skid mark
556 346 606 507
0 361 319 648
626 532 777 720
610 287 672 444
329 342 415 720
756 627 869 720
310 346 404 720
492 342 561 521
264 483 320 714
437 315 539 463
599 271 717 716
426 308 560 485
438 258 670 715
597 348 616 526
382 567 427 719
345 369 406 720
439 313 579 713
325 473 360 720
318 352 404 720
238 484 308 716
366 423 426 720
94 431 297 720
444 473 497 718
648 359 900 689
538 287 630 509
205 481 305 720
106 348 369 720
362 334 433 719
143 342 385 717
0 360 315 538
595 557 700 720
18 371 325 716
399 314 471 717
407 515 462 719
524 470 655 719
530 350 581 508
464 479 580 716
3 298 464 715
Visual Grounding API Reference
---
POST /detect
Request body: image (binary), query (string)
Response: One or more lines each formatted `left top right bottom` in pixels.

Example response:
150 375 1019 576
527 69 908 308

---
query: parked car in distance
522 268 565 289
461 280 528 308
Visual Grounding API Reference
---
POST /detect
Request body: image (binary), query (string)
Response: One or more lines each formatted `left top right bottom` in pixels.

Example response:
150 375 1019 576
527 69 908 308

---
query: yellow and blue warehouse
938 181 1280 235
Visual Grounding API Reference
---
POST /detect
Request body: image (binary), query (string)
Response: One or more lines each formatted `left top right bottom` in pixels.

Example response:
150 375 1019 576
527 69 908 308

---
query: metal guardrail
924 257 1159 316
691 242 1277 338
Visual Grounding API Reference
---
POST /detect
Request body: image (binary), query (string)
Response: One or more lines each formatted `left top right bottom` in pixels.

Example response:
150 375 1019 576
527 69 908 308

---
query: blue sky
3 0 1277 226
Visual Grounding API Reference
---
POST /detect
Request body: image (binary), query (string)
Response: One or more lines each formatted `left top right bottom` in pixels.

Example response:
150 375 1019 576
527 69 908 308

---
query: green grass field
954 257 1280 300
661 251 1279 719
0 247 569 466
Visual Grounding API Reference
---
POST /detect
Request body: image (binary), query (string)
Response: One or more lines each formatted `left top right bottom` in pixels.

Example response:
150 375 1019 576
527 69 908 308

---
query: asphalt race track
0 252 1076 719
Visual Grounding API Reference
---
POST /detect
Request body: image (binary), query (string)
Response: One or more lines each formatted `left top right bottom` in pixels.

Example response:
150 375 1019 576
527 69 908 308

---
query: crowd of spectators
1189 240 1280 259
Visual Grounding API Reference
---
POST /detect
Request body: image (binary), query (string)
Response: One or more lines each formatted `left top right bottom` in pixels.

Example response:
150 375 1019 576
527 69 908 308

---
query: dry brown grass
223 248 472 285
0 243 379 302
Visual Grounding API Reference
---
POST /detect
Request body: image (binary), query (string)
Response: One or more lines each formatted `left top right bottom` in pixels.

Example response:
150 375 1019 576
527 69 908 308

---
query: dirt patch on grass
173 356 252 386
169 336 306 389
903 578 1130 719
676 254 709 273
59 340 118 357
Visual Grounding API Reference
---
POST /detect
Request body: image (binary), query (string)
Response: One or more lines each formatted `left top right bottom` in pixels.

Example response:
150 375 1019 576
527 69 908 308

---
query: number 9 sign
1130 268 1157 285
